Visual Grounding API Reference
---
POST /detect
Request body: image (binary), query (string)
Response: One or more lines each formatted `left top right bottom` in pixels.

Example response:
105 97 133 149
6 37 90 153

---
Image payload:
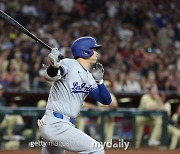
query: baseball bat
0 10 52 51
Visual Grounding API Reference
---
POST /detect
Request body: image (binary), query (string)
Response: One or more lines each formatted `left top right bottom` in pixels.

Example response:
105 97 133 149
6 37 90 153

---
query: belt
53 112 75 124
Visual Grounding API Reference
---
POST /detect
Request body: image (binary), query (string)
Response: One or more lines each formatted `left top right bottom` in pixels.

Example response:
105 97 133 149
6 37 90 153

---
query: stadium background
0 0 180 153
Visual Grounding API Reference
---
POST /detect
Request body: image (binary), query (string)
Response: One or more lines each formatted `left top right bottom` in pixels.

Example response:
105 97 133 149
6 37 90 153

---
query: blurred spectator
21 1 38 17
139 77 147 92
172 105 180 129
10 51 23 72
135 86 164 147
0 101 24 149
10 72 23 91
176 52 180 71
106 0 119 18
145 71 158 91
20 62 30 91
0 72 11 89
157 23 174 50
0 49 10 72
126 71 141 92
55 0 74 13
114 72 127 93
37 99 47 108
160 92 180 150
22 99 46 140
0 84 6 107
75 101 101 138
0 83 6 123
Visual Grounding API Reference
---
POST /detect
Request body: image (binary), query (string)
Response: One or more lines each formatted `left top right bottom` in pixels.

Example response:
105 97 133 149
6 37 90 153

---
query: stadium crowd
0 0 180 150
0 0 180 93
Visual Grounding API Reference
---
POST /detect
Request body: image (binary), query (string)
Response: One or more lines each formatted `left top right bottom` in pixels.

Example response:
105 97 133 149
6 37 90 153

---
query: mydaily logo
93 139 130 150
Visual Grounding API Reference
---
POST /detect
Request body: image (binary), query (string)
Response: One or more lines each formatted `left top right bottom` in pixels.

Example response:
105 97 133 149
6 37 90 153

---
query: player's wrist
50 63 60 68
96 79 103 85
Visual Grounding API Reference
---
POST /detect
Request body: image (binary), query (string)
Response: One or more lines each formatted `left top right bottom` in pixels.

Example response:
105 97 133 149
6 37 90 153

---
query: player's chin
89 58 97 64
92 59 97 64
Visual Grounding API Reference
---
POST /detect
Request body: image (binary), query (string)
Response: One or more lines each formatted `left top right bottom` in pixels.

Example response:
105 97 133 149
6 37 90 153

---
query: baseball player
37 36 112 154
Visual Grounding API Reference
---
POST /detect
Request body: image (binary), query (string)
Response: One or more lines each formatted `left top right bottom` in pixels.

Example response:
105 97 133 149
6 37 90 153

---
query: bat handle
41 42 52 51
33 34 52 51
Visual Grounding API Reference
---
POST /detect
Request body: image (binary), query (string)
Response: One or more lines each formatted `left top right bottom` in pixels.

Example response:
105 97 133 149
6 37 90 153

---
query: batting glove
91 63 104 84
48 48 64 68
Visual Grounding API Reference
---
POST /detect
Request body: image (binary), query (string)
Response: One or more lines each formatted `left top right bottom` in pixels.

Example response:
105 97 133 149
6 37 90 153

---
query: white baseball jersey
46 58 97 118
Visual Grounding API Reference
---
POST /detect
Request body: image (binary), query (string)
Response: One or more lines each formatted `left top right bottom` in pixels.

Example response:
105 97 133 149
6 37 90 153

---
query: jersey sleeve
59 59 69 79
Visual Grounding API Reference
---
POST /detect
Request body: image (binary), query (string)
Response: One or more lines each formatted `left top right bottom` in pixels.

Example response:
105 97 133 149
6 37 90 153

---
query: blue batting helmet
71 36 102 59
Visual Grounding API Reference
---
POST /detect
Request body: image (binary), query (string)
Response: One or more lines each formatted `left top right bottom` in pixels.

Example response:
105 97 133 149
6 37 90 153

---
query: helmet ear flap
81 49 94 58
83 50 91 56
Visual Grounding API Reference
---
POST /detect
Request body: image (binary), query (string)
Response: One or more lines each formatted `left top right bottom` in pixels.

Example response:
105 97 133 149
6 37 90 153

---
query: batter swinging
37 36 112 154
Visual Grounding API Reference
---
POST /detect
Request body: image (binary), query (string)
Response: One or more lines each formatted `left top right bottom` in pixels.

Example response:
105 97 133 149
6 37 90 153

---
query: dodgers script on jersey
46 58 97 118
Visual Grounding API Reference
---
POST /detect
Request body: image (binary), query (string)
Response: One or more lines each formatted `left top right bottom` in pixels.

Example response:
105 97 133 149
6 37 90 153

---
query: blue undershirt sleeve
89 83 112 105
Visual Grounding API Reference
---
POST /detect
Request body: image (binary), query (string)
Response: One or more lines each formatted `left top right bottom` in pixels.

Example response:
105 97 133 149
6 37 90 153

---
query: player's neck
77 58 91 70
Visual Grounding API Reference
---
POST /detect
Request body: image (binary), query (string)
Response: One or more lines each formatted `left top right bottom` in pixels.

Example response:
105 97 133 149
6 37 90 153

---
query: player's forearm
47 65 59 77
98 83 112 105
44 65 62 81
90 83 112 105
